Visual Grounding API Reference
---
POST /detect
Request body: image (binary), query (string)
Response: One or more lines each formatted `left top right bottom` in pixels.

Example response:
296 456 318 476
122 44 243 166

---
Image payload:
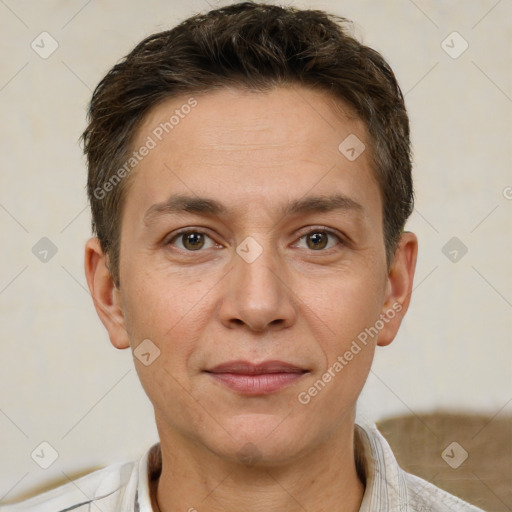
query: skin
85 85 417 512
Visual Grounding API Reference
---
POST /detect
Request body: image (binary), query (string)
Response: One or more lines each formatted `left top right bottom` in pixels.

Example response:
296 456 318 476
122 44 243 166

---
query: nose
217 239 298 332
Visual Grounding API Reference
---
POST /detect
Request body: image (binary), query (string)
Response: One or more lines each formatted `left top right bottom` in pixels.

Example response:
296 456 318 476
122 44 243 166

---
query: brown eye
306 232 329 250
296 229 342 251
182 232 205 250
169 231 216 251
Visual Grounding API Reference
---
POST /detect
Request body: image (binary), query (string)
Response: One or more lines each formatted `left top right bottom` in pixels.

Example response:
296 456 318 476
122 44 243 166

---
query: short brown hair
82 1 413 286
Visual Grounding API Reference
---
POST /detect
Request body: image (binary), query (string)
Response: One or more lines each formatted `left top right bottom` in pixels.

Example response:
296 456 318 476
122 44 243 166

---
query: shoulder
0 460 137 512
402 471 483 512
402 471 485 511
355 421 485 511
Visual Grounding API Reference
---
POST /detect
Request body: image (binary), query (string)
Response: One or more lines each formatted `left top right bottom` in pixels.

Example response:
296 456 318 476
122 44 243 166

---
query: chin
206 414 310 466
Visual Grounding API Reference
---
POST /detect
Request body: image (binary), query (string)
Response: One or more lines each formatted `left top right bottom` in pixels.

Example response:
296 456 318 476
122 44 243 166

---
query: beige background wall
0 0 511 503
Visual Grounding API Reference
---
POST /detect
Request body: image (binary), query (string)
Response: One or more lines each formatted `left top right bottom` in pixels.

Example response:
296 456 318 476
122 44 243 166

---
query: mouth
204 360 309 395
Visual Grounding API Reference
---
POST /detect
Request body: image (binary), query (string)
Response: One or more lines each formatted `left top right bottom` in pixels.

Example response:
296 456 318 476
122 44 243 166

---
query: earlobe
377 232 418 347
84 238 131 350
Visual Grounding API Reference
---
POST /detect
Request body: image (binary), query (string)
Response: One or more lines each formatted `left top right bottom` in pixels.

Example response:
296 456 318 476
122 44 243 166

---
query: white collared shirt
0 422 485 511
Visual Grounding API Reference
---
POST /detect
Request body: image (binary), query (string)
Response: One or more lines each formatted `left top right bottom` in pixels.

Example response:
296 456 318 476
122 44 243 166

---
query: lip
204 360 308 395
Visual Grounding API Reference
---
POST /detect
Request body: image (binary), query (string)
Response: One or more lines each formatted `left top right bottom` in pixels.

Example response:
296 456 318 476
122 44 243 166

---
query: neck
152 412 365 512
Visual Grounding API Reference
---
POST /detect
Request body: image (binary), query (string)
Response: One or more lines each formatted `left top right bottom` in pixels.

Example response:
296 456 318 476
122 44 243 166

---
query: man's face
98 86 407 464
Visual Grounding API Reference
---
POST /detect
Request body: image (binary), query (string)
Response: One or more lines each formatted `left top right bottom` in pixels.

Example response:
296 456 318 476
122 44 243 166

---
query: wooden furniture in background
377 413 512 511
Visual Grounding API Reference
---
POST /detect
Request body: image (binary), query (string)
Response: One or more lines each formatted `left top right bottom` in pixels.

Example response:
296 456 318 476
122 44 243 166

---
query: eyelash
166 227 345 253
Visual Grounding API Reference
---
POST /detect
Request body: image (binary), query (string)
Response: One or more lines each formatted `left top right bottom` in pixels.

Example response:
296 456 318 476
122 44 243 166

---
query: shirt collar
356 421 408 511
136 442 162 512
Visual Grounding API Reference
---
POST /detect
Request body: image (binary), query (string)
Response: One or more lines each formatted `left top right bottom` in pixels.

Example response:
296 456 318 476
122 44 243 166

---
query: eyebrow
143 192 363 225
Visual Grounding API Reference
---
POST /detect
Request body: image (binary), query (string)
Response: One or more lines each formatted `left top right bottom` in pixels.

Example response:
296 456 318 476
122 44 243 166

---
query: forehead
125 85 380 222
135 85 364 159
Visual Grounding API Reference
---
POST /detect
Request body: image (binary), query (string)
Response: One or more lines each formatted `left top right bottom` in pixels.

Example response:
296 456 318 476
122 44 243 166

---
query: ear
84 237 130 350
377 232 418 347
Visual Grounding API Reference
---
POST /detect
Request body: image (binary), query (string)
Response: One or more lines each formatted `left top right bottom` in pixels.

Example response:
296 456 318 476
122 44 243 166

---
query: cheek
124 263 208 331
301 268 385 403
121 272 209 416
308 268 385 342
297 283 379 417
121 264 224 379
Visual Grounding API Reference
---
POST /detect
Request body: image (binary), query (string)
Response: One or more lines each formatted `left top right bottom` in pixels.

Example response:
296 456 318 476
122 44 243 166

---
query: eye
166 228 344 253
167 230 218 251
295 229 343 251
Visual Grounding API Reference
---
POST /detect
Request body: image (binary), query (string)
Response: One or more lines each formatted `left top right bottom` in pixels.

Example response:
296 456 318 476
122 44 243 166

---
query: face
86 85 417 466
